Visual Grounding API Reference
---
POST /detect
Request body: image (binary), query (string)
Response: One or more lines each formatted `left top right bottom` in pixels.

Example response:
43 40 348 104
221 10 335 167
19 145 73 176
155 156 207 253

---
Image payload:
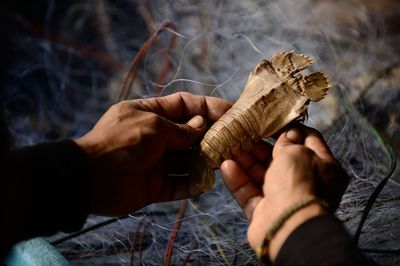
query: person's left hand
75 92 231 216
221 126 348 261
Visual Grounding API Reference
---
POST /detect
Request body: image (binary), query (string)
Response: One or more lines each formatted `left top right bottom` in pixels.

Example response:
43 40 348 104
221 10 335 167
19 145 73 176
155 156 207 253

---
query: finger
142 160 168 206
159 115 207 150
155 173 203 203
164 148 199 175
301 126 335 162
221 160 263 220
231 141 272 185
232 151 267 186
247 163 268 186
317 163 349 212
270 121 302 140
172 175 203 200
130 92 232 122
250 140 273 163
233 151 256 171
272 127 303 158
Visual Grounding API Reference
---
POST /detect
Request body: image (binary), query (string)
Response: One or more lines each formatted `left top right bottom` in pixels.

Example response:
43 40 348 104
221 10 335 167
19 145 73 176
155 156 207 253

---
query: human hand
221 126 348 261
75 92 231 216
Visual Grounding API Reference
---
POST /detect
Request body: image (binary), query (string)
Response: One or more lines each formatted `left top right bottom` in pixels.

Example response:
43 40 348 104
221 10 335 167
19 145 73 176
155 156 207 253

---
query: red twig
116 21 176 102
137 0 176 95
164 201 188 266
156 28 176 95
129 221 143 266
138 222 149 266
138 0 156 35
129 220 150 266
138 0 164 51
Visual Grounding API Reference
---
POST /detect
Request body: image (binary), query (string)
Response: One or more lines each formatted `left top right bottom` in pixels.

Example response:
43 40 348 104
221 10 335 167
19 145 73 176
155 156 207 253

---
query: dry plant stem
138 0 165 51
129 220 144 266
138 223 149 266
196 51 331 190
138 0 156 35
156 31 177 94
117 21 176 102
164 201 188 266
137 0 177 95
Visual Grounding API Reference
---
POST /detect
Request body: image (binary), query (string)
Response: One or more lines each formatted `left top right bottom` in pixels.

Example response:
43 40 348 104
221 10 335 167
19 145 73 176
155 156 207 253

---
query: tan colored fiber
195 51 331 191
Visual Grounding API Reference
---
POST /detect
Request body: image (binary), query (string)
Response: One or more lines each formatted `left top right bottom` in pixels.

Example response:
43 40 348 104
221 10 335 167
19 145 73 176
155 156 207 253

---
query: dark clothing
0 1 88 260
0 140 90 260
275 215 376 266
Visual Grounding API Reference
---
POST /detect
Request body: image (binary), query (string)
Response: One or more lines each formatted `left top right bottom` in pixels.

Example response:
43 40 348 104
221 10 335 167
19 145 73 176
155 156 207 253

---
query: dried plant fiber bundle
195 51 331 191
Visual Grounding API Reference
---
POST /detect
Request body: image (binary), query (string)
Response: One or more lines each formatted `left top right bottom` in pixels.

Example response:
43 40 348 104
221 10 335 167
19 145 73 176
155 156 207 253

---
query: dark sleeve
274 214 376 266
0 140 90 259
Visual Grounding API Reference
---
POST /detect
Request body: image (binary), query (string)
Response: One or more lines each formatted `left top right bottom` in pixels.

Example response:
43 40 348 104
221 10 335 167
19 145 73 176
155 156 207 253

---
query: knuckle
146 114 164 129
128 98 151 112
306 127 324 139
176 91 191 98
114 100 128 109
287 145 315 159
106 103 124 122
111 102 135 122
137 99 149 109
108 102 121 112
110 101 130 114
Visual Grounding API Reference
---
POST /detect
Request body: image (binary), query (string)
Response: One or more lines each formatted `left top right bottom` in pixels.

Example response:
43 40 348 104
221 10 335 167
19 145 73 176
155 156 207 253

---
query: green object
4 238 70 266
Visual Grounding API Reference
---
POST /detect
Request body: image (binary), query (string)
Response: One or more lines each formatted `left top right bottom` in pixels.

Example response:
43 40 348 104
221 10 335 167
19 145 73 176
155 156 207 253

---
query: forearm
274 214 376 266
268 202 326 262
0 140 90 259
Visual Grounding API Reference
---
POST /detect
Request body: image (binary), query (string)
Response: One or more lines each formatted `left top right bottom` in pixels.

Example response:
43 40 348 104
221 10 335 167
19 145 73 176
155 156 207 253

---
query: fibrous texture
196 51 331 191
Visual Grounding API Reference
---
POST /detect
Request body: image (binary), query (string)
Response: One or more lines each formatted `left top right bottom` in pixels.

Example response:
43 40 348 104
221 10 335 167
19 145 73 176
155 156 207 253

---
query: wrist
268 202 327 261
74 135 96 156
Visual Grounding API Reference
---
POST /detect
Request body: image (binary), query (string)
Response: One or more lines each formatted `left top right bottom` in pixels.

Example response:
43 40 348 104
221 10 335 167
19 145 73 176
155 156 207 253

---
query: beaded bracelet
255 196 329 265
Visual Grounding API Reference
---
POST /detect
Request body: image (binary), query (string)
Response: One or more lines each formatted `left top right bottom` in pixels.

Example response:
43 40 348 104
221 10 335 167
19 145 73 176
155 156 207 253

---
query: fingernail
286 128 302 143
187 115 205 129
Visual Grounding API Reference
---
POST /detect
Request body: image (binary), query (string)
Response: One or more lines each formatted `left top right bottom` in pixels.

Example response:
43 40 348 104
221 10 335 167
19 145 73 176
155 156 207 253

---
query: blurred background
1 0 400 265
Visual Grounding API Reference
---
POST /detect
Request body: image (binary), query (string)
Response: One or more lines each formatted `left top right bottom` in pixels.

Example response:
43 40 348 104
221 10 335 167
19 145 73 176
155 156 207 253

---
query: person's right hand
75 92 231 216
221 126 349 262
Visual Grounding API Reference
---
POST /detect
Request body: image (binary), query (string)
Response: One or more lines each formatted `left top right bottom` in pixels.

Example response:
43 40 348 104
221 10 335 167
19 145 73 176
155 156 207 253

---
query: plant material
195 51 331 191
117 21 176 102
164 201 188 266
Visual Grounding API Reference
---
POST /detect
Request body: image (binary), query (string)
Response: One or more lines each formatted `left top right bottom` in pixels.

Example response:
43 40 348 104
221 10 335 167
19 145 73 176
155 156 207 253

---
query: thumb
273 127 303 157
164 115 207 150
186 115 206 130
